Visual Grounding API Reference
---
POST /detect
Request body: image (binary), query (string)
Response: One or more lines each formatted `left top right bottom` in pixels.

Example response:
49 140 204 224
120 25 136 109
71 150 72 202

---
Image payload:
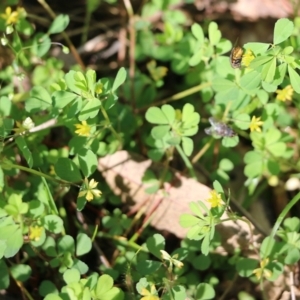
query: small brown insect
205 117 236 138
230 46 243 69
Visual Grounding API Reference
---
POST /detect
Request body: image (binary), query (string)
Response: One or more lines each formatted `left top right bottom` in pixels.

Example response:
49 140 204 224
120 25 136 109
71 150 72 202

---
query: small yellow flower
1 7 24 25
29 226 43 242
140 285 160 300
253 258 272 280
78 178 102 202
276 85 293 102
207 190 223 208
249 116 263 132
242 49 255 67
74 120 91 137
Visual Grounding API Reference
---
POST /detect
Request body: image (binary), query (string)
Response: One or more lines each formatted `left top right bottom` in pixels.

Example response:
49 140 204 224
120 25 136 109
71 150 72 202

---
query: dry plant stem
137 82 211 113
14 279 33 300
290 271 296 300
118 27 127 62
218 272 239 300
192 138 213 164
229 195 270 237
37 0 86 70
123 0 136 108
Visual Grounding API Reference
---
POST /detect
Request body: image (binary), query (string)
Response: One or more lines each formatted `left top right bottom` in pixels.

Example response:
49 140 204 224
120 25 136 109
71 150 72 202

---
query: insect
230 45 243 69
204 117 236 138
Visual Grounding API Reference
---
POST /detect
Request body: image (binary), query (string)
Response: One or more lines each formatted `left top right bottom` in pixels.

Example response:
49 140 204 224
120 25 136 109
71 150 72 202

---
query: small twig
218 272 239 300
290 270 296 300
122 0 136 109
37 0 86 70
136 82 211 113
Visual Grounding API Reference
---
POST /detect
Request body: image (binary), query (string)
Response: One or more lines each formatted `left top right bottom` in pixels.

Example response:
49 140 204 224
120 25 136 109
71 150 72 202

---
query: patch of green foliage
1 0 300 299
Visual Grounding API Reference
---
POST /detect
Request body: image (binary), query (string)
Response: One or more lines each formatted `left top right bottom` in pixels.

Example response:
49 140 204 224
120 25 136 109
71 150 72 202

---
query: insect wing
204 127 215 136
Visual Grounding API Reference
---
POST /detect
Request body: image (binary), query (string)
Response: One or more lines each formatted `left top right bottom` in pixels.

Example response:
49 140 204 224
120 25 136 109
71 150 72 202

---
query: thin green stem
175 144 196 179
98 232 148 252
100 105 123 149
264 191 300 260
1 161 79 188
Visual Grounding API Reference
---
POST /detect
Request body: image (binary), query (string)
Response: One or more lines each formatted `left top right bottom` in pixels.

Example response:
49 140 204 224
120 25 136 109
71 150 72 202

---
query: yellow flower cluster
249 116 263 132
79 178 102 202
207 190 223 208
1 7 25 25
276 85 293 102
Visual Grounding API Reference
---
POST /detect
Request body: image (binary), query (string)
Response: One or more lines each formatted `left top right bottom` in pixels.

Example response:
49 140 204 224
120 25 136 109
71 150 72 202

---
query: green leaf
189 202 205 218
233 113 250 130
179 214 200 227
151 125 170 139
54 157 82 182
39 280 59 297
191 23 204 43
15 137 33 168
10 264 31 282
1 225 23 258
268 142 286 157
161 104 175 123
77 149 97 177
285 248 300 265
182 136 193 156
76 233 92 256
212 78 235 92
261 58 276 83
0 96 12 116
96 274 113 295
32 33 51 57
72 258 89 275
182 103 200 127
0 259 9 289
44 294 63 300
52 91 78 108
63 268 81 284
208 22 221 46
136 260 161 276
78 98 101 121
273 18 294 45
58 235 75 253
288 65 300 93
86 69 96 93
112 67 127 92
43 215 64 234
146 234 165 258
194 254 211 270
195 283 215 300
249 55 274 69
236 258 258 277
213 180 224 194
240 70 261 91
256 89 269 105
48 14 70 34
65 70 85 95
25 86 52 112
244 42 270 55
146 107 169 124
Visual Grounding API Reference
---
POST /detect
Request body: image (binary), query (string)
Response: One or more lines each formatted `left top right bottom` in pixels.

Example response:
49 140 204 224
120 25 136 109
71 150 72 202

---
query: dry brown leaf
98 150 262 255
194 0 293 21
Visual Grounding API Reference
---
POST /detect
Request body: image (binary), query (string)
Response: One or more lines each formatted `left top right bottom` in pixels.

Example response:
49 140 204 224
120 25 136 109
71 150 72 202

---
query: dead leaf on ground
98 150 262 256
